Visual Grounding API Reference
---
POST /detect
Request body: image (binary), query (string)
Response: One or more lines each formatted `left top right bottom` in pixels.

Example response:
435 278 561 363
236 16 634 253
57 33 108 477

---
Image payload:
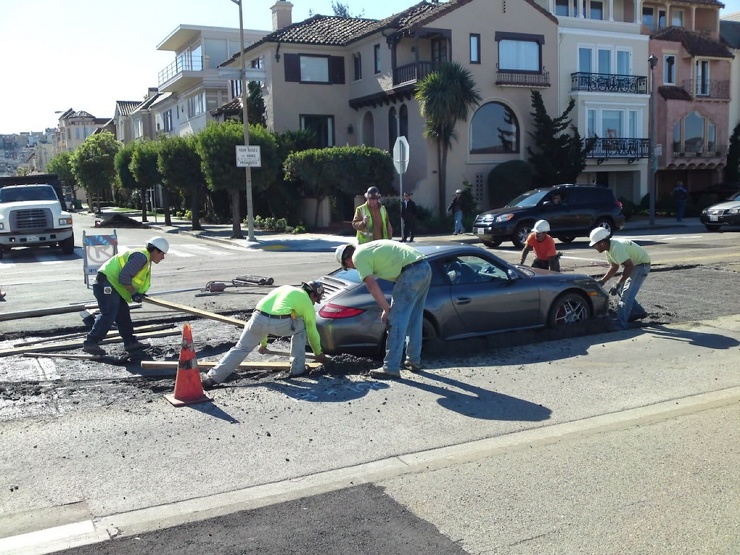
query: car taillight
319 303 365 319
616 200 623 209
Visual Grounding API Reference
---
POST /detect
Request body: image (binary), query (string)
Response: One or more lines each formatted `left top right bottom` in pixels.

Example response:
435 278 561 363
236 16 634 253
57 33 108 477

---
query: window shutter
330 56 345 84
284 54 300 82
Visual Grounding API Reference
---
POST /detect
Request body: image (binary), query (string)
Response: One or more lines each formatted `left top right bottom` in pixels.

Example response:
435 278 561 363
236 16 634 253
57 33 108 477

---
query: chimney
147 87 159 99
271 0 293 31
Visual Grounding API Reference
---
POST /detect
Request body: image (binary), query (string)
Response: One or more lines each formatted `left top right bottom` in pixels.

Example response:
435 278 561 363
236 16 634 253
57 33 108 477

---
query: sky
2 0 740 136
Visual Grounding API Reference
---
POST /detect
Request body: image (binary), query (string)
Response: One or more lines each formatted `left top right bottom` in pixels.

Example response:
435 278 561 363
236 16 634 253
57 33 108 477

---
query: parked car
690 182 740 203
472 184 625 249
314 243 609 355
700 192 740 231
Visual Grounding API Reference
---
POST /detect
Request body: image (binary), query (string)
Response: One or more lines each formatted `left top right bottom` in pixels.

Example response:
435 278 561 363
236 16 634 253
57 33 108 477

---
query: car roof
409 243 496 257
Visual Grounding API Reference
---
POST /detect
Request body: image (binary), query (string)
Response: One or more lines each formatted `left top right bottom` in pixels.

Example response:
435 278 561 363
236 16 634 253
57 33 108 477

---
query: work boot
288 364 310 377
124 340 149 353
404 360 422 373
201 377 217 391
369 367 401 380
82 342 106 356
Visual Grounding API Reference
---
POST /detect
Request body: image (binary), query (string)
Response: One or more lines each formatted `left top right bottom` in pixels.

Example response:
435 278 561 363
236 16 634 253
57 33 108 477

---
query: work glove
608 285 620 296
131 293 147 303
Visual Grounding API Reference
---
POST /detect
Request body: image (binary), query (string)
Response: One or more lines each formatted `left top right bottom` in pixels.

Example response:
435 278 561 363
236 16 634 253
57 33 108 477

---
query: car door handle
455 297 471 305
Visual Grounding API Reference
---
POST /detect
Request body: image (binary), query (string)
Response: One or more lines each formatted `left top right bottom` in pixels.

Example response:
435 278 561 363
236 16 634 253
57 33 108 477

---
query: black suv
472 184 625 249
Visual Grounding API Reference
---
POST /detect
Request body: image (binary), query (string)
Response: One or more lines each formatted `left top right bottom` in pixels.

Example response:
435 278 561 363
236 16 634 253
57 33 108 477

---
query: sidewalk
91 209 705 251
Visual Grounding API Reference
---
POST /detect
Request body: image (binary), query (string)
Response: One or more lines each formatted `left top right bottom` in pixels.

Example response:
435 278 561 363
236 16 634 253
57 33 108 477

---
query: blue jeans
616 263 650 329
207 312 307 383
454 210 464 234
383 261 432 371
676 199 686 221
87 280 136 345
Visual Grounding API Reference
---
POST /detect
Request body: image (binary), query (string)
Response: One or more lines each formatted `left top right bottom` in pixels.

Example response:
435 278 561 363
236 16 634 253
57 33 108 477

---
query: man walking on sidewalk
83 237 169 356
201 281 329 389
335 240 432 379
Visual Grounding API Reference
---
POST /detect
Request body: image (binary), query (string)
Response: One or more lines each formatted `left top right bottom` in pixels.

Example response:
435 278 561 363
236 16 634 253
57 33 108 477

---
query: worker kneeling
202 281 328 390
519 220 561 272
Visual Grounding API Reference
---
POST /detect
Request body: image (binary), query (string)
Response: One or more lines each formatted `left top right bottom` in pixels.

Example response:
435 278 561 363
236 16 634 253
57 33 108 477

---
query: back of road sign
83 230 118 288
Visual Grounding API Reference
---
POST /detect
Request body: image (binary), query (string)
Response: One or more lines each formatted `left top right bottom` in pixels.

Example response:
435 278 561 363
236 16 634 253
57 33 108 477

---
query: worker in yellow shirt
202 281 328 389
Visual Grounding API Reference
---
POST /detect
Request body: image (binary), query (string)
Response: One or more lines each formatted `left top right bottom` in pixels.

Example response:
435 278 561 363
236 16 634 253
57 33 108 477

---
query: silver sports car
315 243 608 354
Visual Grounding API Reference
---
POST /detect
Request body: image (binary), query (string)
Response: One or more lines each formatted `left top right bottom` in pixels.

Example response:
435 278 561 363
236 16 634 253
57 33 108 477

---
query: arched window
399 104 408 138
470 102 519 154
388 107 398 149
673 111 715 155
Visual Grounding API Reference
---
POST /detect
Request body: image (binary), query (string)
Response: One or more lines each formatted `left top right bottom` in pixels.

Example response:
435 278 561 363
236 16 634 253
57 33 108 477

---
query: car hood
706 200 740 210
477 205 530 217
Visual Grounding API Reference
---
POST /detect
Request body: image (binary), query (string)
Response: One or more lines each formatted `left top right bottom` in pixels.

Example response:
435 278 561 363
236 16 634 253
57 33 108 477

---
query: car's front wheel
512 222 533 249
593 218 614 234
482 240 502 248
547 293 591 327
422 316 438 343
704 224 721 232
558 236 576 243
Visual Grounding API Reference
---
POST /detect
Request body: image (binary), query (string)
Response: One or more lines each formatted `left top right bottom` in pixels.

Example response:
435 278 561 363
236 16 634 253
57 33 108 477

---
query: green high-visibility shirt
606 238 651 266
256 285 323 355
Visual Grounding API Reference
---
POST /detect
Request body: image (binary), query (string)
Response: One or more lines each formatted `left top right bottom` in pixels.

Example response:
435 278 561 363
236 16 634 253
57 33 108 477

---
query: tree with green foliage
247 81 267 127
487 160 533 208
157 135 205 230
70 131 120 214
725 121 740 183
114 142 142 217
47 151 79 203
284 145 394 226
526 90 595 186
130 141 163 223
415 61 481 218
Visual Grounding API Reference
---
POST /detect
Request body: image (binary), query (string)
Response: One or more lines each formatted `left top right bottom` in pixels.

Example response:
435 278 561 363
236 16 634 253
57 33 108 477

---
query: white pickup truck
0 184 74 259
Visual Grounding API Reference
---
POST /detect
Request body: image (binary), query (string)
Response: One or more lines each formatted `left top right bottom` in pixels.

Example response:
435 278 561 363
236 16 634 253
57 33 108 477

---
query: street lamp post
231 0 255 242
648 54 658 226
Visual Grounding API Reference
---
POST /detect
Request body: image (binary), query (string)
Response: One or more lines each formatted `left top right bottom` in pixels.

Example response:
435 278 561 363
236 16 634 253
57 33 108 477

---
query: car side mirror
507 268 520 280
542 201 553 208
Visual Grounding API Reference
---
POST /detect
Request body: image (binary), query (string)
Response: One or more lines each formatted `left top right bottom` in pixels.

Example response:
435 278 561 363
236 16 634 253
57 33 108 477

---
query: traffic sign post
393 137 410 239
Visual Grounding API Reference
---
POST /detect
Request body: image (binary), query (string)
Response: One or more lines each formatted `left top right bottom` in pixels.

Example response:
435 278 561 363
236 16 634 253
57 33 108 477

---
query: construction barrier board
83 230 118 288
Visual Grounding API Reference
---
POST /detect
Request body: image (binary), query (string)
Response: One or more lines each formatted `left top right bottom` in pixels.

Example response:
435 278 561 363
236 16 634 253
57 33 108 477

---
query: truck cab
0 183 75 259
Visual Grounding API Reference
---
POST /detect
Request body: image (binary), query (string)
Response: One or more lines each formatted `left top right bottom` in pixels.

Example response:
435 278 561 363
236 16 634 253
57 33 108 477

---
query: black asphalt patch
58 484 469 555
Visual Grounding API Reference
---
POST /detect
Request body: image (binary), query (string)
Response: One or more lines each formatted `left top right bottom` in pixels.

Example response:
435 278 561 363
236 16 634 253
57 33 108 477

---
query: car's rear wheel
512 222 533 249
593 218 614 234
0 248 4 260
482 240 502 248
704 224 721 232
547 293 591 327
558 236 576 243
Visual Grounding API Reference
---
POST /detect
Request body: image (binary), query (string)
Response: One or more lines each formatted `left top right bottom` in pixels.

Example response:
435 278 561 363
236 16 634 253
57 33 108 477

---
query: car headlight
59 217 73 225
494 213 514 223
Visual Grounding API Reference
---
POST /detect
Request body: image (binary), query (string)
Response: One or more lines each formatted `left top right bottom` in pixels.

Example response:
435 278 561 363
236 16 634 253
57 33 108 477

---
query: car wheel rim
554 299 588 324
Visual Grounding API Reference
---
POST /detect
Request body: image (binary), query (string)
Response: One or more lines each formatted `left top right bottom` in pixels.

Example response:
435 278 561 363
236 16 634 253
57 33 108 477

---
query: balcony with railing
496 67 550 88
392 61 439 87
571 72 648 94
158 55 207 92
680 79 730 100
585 138 651 163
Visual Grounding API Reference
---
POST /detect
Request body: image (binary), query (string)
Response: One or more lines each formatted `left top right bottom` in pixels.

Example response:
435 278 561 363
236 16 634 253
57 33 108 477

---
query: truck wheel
61 235 75 255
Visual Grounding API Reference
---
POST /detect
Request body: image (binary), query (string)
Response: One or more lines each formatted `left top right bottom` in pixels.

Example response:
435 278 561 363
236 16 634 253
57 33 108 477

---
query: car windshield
506 190 548 208
0 186 58 203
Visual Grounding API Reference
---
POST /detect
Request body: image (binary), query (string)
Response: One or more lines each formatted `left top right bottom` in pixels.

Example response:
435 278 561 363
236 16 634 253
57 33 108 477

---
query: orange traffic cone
165 323 212 407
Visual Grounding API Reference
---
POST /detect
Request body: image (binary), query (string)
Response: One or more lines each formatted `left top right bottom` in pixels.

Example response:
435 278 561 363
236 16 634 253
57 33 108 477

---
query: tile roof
720 19 740 48
223 0 555 66
210 97 242 117
115 100 141 116
652 26 733 58
658 85 693 101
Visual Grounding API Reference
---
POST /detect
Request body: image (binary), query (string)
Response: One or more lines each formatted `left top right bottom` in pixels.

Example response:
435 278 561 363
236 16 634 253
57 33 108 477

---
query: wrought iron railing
571 72 648 94
496 69 550 87
585 138 650 162
158 56 205 86
393 61 438 86
681 79 730 99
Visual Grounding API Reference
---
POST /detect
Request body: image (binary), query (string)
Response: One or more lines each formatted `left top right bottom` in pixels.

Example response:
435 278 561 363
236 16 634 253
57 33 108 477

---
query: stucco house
220 0 560 216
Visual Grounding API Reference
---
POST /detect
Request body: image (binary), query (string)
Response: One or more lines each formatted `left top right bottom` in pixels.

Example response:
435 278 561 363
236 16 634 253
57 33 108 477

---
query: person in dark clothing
448 189 465 235
400 191 417 242
673 182 688 222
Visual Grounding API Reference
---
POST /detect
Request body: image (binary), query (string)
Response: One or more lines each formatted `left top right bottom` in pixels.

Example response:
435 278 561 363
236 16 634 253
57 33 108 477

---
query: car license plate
474 227 485 235
28 236 40 242
710 215 719 222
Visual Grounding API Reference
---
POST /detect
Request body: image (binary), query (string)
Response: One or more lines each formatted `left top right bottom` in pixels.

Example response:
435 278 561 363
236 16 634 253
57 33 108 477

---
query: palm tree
415 61 481 218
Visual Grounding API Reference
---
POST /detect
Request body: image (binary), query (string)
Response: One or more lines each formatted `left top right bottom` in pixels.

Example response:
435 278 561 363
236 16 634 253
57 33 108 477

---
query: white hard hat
335 244 354 266
147 236 169 254
455 189 463 194
588 227 611 246
533 220 550 233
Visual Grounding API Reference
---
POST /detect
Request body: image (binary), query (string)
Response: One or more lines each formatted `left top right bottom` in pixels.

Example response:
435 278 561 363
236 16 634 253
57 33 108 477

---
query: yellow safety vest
356 203 390 244
99 249 152 302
